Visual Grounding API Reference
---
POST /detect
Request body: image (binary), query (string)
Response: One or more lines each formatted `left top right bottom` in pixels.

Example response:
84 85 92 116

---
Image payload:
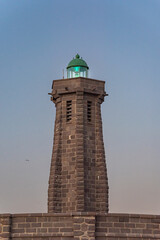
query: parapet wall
1 213 160 239
96 213 160 239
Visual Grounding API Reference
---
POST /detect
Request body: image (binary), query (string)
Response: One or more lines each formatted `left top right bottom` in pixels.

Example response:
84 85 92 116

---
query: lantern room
67 54 89 78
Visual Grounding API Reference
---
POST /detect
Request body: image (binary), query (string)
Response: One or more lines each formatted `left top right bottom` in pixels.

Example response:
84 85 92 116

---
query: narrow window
66 100 72 122
87 101 92 122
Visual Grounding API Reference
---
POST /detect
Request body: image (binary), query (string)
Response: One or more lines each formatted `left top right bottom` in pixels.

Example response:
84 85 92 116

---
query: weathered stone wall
1 213 160 239
0 213 73 240
48 77 109 213
96 213 160 239
0 214 11 239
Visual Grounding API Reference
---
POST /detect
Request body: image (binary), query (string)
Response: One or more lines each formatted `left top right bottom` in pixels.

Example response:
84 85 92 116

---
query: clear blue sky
0 0 160 214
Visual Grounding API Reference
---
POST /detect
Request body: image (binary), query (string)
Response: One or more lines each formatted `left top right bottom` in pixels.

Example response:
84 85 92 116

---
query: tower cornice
49 77 108 103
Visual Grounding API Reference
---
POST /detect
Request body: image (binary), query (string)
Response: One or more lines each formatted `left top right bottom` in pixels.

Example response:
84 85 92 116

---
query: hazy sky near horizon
0 0 160 214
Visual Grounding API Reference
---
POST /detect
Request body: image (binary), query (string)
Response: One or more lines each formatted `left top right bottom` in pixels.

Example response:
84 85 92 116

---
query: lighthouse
48 54 109 213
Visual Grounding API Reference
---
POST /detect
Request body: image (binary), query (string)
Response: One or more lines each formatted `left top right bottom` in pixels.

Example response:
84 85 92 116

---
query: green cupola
67 54 89 78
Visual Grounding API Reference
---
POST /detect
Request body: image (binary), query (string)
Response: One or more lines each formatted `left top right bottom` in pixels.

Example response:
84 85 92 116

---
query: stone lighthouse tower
48 54 109 213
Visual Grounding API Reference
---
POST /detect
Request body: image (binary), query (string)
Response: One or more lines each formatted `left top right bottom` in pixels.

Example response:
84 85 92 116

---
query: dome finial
76 53 80 59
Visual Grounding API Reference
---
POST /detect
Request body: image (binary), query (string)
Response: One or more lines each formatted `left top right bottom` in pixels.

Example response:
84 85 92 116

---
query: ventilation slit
87 101 92 122
66 100 72 122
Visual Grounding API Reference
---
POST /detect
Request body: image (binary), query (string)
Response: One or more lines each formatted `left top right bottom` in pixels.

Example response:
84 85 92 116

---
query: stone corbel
48 90 61 104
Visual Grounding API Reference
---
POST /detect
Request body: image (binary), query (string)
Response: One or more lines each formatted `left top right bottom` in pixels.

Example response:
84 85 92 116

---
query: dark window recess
66 100 72 122
87 101 92 122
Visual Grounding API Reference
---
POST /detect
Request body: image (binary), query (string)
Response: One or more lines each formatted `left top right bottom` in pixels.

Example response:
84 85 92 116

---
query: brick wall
96 213 160 239
0 214 11 239
1 213 160 239
1 213 73 240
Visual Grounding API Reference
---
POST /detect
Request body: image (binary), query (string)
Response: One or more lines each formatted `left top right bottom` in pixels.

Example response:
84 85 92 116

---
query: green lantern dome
67 54 89 69
67 54 89 78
